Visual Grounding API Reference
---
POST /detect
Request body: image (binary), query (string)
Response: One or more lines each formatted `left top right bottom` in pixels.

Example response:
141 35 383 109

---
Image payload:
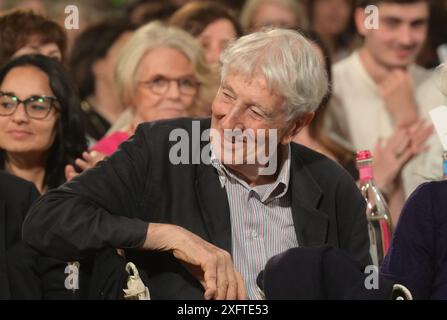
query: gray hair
115 21 213 113
220 28 329 121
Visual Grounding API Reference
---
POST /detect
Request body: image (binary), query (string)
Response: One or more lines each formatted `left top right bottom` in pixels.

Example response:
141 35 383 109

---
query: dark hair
356 0 428 8
0 9 67 67
169 1 242 38
307 0 357 49
125 0 178 25
303 31 354 168
0 55 87 189
69 18 136 101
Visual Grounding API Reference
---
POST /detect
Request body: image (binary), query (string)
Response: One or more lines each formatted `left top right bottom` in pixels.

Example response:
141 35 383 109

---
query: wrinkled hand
65 150 106 181
373 120 433 190
378 69 418 128
143 223 247 300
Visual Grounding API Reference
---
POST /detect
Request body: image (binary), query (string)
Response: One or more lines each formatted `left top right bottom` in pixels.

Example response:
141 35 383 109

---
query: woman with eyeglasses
65 21 213 180
0 54 87 193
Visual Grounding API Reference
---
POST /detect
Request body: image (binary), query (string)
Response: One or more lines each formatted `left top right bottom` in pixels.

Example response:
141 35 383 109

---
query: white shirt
328 51 446 196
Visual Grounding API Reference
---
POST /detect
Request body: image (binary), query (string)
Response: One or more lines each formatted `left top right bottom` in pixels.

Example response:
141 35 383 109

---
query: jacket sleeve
22 125 152 261
336 173 372 269
23 180 40 219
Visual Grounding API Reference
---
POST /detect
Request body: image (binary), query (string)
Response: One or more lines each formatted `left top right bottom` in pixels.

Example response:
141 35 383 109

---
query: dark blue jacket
381 180 447 299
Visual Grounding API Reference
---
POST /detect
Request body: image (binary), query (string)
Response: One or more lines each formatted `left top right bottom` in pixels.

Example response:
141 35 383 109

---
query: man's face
210 71 298 174
358 2 429 68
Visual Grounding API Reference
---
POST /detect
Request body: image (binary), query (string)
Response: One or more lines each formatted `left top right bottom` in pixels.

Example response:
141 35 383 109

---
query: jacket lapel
195 163 232 253
289 150 329 247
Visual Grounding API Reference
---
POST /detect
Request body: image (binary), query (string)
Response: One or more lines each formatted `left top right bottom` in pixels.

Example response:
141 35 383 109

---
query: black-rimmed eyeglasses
0 91 60 120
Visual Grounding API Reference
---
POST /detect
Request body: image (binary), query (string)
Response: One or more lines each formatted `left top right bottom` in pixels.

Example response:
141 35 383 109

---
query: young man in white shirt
328 0 446 223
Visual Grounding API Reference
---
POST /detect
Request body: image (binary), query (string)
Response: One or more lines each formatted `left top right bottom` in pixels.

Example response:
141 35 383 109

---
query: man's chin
385 54 417 68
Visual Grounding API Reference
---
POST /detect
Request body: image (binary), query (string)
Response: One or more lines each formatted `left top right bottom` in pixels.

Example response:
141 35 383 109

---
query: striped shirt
210 145 299 300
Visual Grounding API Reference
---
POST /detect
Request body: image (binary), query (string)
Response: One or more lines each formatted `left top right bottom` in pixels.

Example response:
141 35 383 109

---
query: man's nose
221 105 244 129
398 25 414 47
206 45 221 65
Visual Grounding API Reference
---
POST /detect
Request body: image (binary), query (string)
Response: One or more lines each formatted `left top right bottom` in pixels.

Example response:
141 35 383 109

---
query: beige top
328 51 446 197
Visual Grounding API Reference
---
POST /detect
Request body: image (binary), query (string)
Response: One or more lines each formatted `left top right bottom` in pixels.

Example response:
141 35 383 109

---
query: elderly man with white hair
23 28 370 300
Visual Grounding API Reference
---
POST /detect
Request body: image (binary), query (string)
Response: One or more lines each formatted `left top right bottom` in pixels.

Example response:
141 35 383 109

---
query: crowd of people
1 0 447 300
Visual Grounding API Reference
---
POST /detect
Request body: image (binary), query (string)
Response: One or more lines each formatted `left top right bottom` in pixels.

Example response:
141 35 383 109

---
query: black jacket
23 118 371 299
0 171 39 299
257 245 394 300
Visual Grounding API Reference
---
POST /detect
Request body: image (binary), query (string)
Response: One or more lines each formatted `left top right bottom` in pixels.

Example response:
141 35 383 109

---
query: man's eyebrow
381 16 403 23
410 18 428 25
222 82 235 94
381 16 428 25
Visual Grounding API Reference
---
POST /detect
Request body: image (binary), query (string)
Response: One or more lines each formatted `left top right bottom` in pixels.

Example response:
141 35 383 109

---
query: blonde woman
65 21 213 179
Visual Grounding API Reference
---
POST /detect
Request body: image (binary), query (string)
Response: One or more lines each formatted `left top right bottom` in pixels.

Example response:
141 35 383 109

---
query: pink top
90 131 130 156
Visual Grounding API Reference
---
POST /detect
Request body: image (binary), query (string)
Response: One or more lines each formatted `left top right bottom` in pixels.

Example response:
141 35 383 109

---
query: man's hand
142 223 247 300
378 69 418 128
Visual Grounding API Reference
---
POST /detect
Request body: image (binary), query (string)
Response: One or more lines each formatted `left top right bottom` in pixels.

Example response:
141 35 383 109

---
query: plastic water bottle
356 150 393 267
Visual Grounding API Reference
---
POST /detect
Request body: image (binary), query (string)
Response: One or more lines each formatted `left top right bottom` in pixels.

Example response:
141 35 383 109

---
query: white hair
220 28 329 121
114 21 212 111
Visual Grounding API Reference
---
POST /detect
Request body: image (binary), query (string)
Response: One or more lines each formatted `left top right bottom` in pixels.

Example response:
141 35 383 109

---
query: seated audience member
125 0 178 26
0 9 66 66
0 55 87 193
306 0 357 62
416 1 447 68
380 180 447 299
169 1 241 115
65 21 213 179
326 0 446 224
381 64 447 299
169 1 242 67
240 0 306 33
23 28 371 300
69 19 135 141
294 32 358 179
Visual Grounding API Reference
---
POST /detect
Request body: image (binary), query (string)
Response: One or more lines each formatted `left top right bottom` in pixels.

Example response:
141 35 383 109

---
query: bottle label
359 166 373 181
380 219 391 255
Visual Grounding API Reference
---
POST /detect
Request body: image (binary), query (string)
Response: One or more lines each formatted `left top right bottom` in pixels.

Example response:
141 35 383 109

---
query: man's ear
281 112 314 144
354 7 368 37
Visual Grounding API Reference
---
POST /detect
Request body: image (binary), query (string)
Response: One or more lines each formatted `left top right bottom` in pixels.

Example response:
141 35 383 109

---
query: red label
359 166 373 180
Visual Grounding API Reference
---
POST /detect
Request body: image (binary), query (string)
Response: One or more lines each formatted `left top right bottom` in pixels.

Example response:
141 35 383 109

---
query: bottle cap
356 150 372 161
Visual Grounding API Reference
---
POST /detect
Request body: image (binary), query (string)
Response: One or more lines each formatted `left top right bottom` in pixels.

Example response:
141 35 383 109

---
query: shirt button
251 231 258 239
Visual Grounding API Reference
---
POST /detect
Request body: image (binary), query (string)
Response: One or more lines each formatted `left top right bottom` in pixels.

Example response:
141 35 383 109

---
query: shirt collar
210 144 291 203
